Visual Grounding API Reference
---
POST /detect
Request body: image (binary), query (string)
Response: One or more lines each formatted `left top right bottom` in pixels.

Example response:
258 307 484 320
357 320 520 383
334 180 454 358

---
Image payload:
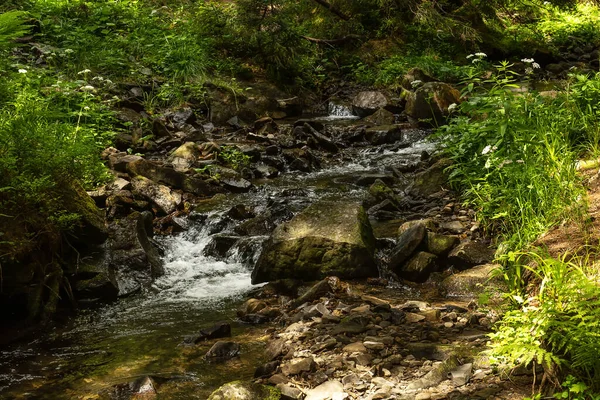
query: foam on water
153 225 255 303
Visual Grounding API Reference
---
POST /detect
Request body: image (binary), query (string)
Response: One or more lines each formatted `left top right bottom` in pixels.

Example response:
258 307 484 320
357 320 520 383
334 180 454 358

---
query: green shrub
490 251 600 392
438 62 595 250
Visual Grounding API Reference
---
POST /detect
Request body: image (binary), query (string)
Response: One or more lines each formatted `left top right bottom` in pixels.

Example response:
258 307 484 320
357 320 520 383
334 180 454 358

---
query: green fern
0 11 31 51
490 251 600 391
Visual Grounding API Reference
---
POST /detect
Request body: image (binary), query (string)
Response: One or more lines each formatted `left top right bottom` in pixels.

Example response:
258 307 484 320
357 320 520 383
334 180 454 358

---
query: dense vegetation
2 0 600 396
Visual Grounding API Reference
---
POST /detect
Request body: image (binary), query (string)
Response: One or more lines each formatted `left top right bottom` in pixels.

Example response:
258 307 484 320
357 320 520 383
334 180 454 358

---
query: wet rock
203 235 240 259
207 381 281 400
399 251 438 283
281 357 316 376
368 179 399 205
406 82 461 127
131 176 181 215
254 360 280 378
447 241 495 270
388 223 426 273
425 232 459 256
110 375 158 399
303 123 338 153
205 341 241 360
441 263 503 297
195 322 232 343
168 142 201 172
363 109 396 126
237 298 268 318
356 174 395 187
364 125 402 145
408 158 452 198
352 91 389 118
255 163 280 179
71 246 119 302
235 205 294 236
305 380 345 400
107 211 164 296
252 201 377 283
398 219 435 235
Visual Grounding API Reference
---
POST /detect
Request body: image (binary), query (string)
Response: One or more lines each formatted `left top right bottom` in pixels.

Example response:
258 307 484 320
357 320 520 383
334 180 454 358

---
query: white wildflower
532 62 541 69
78 69 91 75
448 103 458 112
81 85 95 92
521 58 535 63
18 68 27 74
64 48 74 54
466 54 474 59
482 145 492 155
474 52 487 57
525 67 533 74
92 76 104 81
83 106 90 110
516 159 524 163
472 59 482 64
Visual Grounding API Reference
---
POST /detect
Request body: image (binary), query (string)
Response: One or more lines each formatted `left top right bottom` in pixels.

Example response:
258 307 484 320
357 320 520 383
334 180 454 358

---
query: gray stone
281 357 315 376
409 158 451 198
399 251 437 283
352 91 389 117
305 380 345 400
277 384 303 400
131 176 181 215
441 263 505 297
252 201 377 283
448 241 495 270
389 223 426 274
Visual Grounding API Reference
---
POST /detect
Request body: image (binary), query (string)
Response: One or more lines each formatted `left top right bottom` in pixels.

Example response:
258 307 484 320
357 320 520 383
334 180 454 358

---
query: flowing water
0 109 435 399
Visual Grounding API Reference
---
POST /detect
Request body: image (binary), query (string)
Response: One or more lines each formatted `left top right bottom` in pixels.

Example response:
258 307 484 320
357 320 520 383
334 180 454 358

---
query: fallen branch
310 0 351 20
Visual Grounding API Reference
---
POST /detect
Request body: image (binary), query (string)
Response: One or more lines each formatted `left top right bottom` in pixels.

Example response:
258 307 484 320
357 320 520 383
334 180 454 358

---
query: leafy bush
438 62 597 250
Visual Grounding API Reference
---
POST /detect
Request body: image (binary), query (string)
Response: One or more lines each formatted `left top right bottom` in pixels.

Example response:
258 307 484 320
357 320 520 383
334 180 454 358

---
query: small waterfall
327 102 357 119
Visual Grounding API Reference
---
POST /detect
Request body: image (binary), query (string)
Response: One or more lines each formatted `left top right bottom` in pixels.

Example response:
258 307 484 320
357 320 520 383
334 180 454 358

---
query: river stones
195 322 232 343
207 381 281 400
251 201 377 284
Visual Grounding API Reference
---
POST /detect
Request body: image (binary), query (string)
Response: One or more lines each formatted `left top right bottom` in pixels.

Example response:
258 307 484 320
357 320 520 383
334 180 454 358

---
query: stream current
0 110 435 399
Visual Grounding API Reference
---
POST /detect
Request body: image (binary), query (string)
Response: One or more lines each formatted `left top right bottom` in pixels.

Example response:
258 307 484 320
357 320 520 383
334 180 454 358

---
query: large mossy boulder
405 82 460 127
252 201 377 284
208 381 281 400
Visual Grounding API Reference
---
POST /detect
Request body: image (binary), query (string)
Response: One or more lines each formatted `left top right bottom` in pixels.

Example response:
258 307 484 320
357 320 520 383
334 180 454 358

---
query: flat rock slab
305 380 346 400
252 201 377 283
